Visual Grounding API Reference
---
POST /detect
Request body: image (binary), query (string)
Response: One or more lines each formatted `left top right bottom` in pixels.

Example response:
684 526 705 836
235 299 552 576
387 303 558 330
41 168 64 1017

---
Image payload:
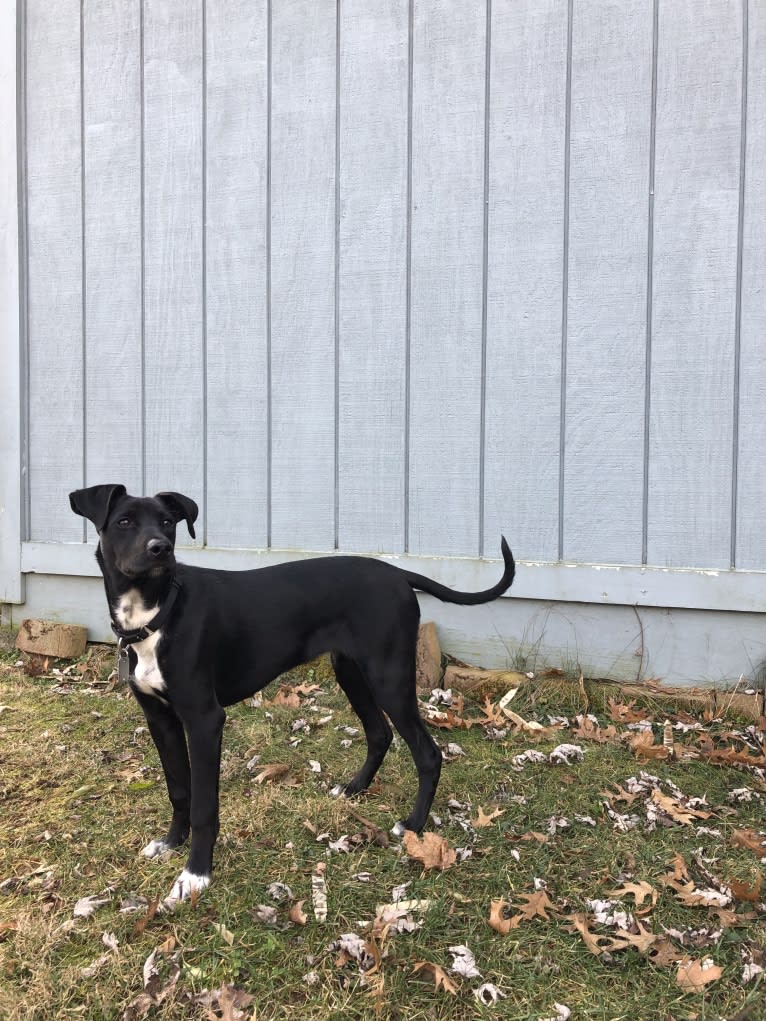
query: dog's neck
96 542 175 623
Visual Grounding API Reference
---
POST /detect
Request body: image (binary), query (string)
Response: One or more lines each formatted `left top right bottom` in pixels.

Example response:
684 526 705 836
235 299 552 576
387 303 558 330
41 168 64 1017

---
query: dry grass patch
0 644 764 1020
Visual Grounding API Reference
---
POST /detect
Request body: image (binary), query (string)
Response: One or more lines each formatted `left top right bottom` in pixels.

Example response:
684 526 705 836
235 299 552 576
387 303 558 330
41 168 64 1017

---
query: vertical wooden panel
205 0 269 548
563 0 652 564
83 0 142 507
736 1 766 570
270 0 336 550
26 0 83 541
143 0 204 524
337 1 408 554
484 0 567 563
647 0 741 569
408 0 485 556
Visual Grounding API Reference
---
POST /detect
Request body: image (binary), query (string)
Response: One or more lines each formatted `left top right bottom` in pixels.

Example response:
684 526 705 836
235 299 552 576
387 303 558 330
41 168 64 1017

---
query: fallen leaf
728 876 762 902
600 784 640 807
474 982 507 1005
650 938 685 967
473 806 505 828
506 830 549 844
402 831 456 871
272 687 301 708
508 889 558 927
540 1006 571 1021
608 881 658 910
189 985 256 1021
660 873 731 909
488 898 511 935
289 900 308 925
448 944 482 978
650 789 711 825
253 763 289 783
212 922 235 945
565 914 613 956
373 898 431 932
731 828 766 857
73 893 110 918
253 905 277 925
411 961 458 995
573 716 620 744
607 918 657 954
608 698 647 724
676 956 723 992
629 731 670 761
80 952 111 978
132 899 160 936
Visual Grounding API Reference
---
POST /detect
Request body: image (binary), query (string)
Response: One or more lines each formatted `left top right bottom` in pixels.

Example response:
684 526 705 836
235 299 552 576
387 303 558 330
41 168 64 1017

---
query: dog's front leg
131 687 191 858
164 702 226 906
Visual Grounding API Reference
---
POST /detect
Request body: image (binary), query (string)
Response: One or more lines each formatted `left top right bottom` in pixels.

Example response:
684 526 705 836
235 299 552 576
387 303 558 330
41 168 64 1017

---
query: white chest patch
115 589 167 699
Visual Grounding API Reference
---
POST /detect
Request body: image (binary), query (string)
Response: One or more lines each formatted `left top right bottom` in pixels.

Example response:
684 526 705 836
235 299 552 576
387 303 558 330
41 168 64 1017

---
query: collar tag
117 644 132 685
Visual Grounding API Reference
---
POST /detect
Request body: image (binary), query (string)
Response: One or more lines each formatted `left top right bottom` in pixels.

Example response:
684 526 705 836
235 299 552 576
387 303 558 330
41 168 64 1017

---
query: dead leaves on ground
487 847 764 996
676 957 724 992
411 960 458 995
489 889 558 934
402 830 456 871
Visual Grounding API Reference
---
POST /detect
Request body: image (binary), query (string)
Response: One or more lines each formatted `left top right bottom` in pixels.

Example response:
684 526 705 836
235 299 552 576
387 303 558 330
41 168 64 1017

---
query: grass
0 641 764 1021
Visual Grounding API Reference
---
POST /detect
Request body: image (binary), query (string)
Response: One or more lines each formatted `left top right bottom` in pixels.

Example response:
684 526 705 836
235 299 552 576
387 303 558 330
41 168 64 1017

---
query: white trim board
20 540 766 614
8 571 766 688
0 0 23 604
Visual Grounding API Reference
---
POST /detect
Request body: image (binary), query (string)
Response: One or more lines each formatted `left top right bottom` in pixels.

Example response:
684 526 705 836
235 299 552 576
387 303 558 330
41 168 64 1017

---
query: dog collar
111 577 182 646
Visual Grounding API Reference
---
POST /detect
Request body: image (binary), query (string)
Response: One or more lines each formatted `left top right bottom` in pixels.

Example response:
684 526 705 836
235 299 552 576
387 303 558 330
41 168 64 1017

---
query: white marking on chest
115 589 167 699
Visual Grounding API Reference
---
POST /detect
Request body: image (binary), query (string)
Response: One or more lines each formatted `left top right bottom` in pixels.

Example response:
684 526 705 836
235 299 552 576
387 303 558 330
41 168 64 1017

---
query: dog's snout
147 538 172 558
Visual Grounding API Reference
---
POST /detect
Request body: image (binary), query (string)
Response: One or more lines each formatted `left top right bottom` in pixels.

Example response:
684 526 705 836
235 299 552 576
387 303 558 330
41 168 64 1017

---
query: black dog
70 484 514 904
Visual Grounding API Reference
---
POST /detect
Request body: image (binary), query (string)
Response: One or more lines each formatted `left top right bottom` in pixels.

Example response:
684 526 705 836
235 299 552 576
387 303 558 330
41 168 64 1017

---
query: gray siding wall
16 2 766 583
20 0 763 575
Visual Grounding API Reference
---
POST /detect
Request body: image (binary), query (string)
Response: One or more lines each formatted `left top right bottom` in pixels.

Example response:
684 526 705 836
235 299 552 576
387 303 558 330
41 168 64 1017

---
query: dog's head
69 484 198 579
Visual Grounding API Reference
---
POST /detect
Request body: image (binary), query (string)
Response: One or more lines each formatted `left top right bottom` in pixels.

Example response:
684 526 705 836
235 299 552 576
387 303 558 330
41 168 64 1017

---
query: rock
15 619 87 659
416 622 442 691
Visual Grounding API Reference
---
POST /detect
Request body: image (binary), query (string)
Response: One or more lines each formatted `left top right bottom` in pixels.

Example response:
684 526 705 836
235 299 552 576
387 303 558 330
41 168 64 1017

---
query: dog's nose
147 538 172 558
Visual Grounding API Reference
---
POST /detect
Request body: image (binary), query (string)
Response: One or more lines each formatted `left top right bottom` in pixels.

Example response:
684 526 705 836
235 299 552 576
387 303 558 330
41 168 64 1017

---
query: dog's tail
401 536 515 606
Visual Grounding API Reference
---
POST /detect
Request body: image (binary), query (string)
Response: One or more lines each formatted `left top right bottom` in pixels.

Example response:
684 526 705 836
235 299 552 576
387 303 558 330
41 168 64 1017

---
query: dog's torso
123 557 419 710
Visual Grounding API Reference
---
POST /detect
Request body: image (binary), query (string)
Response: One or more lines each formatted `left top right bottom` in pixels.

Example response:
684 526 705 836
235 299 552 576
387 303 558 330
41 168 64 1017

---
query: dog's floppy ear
155 492 198 539
69 484 127 532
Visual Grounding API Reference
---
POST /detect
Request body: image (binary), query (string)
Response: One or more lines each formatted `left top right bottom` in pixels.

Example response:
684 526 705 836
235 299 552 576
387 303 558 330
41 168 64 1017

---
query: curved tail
402 537 515 605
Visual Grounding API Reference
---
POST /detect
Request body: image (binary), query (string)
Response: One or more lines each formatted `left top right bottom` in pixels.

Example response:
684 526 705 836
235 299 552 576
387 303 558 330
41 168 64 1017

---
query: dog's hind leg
329 651 393 798
131 688 191 857
370 654 442 835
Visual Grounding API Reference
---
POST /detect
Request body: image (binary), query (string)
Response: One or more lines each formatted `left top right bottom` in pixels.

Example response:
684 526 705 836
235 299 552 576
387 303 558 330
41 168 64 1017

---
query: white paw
163 869 210 908
330 783 346 798
141 838 171 859
391 821 406 838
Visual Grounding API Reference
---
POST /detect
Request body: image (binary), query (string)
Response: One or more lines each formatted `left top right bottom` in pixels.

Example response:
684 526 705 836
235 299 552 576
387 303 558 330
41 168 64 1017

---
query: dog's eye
161 518 173 527
117 518 132 528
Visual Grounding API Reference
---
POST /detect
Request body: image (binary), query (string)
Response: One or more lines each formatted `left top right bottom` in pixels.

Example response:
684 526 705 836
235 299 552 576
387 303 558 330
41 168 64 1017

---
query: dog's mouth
115 555 175 579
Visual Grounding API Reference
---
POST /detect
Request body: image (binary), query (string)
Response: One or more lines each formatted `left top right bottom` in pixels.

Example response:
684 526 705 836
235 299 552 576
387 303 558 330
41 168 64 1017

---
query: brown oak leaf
676 956 723 992
402 831 456 871
411 961 458 995
473 806 505 828
607 880 657 910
